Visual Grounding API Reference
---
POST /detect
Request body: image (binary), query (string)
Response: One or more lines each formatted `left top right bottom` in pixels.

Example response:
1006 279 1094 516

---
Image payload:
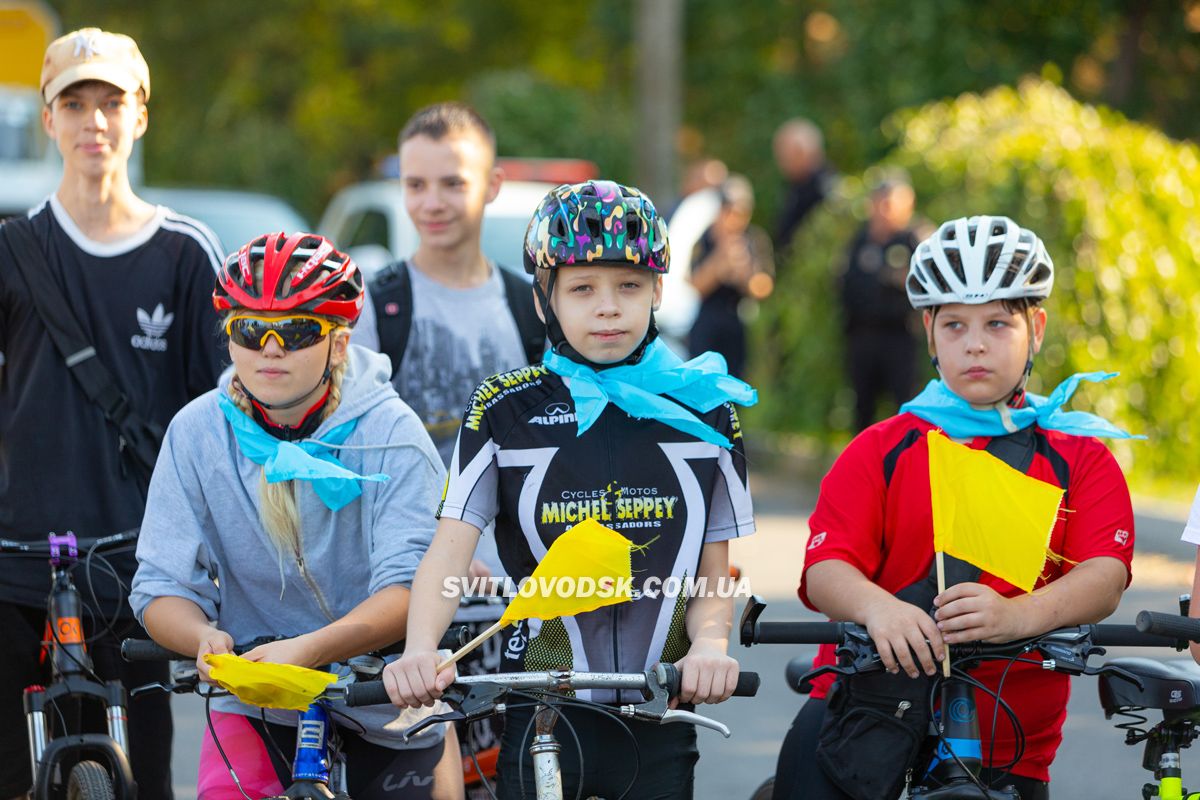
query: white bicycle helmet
906 216 1053 309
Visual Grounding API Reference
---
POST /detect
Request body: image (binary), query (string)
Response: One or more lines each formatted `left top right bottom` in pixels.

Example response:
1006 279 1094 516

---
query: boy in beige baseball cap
0 26 224 800
40 27 151 104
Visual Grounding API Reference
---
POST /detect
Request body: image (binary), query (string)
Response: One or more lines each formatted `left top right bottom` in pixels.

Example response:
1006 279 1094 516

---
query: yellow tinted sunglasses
224 314 339 351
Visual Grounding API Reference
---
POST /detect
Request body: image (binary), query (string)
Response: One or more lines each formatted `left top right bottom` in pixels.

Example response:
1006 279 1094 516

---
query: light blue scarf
899 371 1143 440
218 393 389 511
542 339 758 449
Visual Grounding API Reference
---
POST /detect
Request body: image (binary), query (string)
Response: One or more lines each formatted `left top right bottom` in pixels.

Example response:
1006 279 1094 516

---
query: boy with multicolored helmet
772 216 1139 800
131 233 464 799
383 180 759 798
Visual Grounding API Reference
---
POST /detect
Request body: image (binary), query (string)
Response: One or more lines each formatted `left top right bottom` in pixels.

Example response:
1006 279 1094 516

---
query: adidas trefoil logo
131 303 174 352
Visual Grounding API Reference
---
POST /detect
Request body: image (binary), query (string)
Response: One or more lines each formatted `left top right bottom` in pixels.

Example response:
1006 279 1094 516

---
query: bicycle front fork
24 680 131 780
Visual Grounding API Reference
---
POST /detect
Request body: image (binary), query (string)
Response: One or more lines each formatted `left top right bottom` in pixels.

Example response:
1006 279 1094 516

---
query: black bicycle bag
816 665 931 799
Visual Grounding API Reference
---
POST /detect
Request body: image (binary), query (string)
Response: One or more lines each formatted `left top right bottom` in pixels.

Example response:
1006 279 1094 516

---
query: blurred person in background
838 171 926 432
773 117 836 252
687 174 774 378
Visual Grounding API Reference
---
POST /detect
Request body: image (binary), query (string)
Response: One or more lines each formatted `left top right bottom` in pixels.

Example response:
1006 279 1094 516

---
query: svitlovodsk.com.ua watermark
442 575 754 600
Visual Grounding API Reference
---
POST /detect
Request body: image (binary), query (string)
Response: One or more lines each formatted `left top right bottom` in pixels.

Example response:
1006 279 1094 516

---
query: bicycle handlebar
0 529 139 555
121 639 188 662
343 665 761 708
1136 610 1200 642
739 596 1185 651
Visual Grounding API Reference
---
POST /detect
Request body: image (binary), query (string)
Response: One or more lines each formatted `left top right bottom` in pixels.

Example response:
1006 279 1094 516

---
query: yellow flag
500 518 635 626
927 430 1064 592
204 653 337 711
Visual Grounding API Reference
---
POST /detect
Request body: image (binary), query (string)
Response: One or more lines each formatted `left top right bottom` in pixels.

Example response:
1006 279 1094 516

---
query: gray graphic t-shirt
395 263 527 465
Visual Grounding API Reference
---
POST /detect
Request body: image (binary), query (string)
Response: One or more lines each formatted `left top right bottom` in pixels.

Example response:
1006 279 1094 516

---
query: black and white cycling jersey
438 363 755 702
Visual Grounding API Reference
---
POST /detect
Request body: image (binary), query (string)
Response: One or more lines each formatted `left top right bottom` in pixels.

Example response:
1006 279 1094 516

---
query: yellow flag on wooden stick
500 518 635 626
927 430 1064 592
440 519 636 671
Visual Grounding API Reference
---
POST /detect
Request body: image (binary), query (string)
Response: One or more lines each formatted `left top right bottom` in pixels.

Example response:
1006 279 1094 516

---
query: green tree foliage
43 2 1200 225
752 79 1200 480
46 0 629 220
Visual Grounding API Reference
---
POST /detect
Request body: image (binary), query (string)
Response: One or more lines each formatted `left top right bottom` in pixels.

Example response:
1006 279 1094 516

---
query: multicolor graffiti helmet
523 180 670 276
213 232 365 324
907 216 1053 309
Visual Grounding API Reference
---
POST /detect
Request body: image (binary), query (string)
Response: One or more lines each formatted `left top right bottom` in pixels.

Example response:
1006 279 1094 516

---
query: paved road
165 472 1199 799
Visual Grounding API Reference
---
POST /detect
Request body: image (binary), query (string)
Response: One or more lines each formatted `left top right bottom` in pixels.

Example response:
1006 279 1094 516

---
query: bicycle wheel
67 761 114 800
748 776 774 800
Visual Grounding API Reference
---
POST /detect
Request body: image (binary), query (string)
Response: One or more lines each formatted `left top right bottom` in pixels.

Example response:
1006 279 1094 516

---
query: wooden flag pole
436 619 506 672
935 551 950 678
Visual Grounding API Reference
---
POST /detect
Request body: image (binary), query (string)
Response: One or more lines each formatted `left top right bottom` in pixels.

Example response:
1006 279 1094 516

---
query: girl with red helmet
130 232 465 799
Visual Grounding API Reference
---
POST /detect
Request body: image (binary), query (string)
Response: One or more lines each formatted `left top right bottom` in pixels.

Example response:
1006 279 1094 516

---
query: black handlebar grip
345 680 392 708
1136 611 1200 643
732 671 760 697
752 621 844 645
120 639 188 662
659 664 759 698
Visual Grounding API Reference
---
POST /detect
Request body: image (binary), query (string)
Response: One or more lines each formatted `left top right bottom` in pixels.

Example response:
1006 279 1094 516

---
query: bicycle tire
748 776 774 800
67 761 114 800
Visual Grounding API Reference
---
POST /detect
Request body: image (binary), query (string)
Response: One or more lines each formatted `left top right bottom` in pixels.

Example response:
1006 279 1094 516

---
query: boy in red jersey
772 216 1139 800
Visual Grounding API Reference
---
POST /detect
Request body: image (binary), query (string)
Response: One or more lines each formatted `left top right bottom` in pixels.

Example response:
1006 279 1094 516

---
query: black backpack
368 260 545 377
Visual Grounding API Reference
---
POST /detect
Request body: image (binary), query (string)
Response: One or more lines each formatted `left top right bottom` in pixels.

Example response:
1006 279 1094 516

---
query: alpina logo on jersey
131 303 174 352
529 401 576 426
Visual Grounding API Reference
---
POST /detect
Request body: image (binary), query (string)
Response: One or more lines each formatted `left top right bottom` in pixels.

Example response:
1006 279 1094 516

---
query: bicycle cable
80 541 138 645
512 690 586 800
517 688 645 800
463 717 501 800
204 688 257 800
258 707 295 774
985 651 1038 787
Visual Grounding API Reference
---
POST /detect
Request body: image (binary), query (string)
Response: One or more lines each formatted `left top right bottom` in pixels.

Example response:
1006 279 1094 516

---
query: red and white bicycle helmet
213 232 364 323
906 216 1053 309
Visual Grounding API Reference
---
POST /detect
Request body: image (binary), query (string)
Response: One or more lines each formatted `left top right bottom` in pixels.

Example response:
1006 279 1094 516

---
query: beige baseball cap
40 28 150 104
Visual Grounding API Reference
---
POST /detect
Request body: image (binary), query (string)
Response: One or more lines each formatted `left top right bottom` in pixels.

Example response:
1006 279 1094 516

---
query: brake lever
1035 639 1105 676
660 708 732 738
401 681 510 742
130 680 198 697
1090 662 1145 690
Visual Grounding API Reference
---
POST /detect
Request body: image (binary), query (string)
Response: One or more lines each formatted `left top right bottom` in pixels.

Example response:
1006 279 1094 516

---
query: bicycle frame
9 532 138 800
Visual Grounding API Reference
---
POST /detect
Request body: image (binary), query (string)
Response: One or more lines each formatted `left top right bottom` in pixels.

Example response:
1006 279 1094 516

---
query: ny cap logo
72 32 101 60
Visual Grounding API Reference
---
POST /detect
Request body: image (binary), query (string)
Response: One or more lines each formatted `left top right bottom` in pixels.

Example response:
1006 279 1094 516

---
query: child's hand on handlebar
673 640 739 706
862 597 945 678
382 650 457 708
196 630 234 684
934 582 1028 644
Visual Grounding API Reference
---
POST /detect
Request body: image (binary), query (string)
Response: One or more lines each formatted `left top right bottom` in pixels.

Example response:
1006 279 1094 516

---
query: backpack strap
368 260 413 379
499 266 545 365
0 217 163 489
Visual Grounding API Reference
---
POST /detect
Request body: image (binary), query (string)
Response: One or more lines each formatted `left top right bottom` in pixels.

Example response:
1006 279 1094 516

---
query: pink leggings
197 711 286 800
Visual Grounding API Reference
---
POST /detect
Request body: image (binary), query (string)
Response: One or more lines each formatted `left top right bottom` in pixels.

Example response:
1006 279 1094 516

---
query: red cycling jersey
800 413 1134 781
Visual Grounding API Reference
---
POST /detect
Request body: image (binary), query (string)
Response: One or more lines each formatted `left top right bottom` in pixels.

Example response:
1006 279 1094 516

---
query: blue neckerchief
218 393 388 511
899 372 1143 440
542 339 758 449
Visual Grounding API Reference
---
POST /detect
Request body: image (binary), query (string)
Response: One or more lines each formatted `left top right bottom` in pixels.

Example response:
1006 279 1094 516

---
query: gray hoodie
130 346 446 747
